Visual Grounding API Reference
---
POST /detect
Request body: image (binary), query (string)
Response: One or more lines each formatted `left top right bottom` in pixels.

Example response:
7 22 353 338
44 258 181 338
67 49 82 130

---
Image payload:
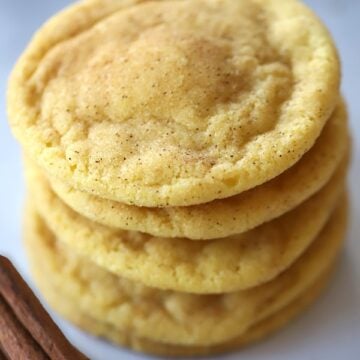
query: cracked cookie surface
8 0 340 206
38 101 348 239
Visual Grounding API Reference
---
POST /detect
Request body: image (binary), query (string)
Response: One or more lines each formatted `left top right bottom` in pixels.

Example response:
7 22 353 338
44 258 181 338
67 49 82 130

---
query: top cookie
8 0 340 206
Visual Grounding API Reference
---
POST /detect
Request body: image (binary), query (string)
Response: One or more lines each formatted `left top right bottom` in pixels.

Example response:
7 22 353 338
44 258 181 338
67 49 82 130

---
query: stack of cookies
7 0 350 357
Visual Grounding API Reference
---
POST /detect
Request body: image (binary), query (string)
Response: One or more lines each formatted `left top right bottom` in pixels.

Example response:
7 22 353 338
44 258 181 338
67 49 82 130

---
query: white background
0 1 359 359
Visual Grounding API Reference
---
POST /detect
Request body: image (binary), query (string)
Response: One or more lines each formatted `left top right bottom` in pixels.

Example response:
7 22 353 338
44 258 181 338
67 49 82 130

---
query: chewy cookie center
29 0 293 188
77 27 245 128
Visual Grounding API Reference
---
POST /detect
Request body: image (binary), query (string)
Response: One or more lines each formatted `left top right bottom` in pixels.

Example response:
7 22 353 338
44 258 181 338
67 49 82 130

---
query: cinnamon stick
0 347 8 360
0 294 48 359
0 255 87 360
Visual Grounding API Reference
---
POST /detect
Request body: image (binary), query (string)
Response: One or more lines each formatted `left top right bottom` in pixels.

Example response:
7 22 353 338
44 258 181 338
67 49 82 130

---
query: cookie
24 194 347 346
31 265 335 357
8 0 340 207
42 102 348 239
26 157 347 294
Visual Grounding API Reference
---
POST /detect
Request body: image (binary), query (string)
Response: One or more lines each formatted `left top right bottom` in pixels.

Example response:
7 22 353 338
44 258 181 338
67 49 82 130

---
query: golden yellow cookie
24 194 347 346
8 0 340 207
31 265 335 357
26 157 347 294
42 102 348 239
